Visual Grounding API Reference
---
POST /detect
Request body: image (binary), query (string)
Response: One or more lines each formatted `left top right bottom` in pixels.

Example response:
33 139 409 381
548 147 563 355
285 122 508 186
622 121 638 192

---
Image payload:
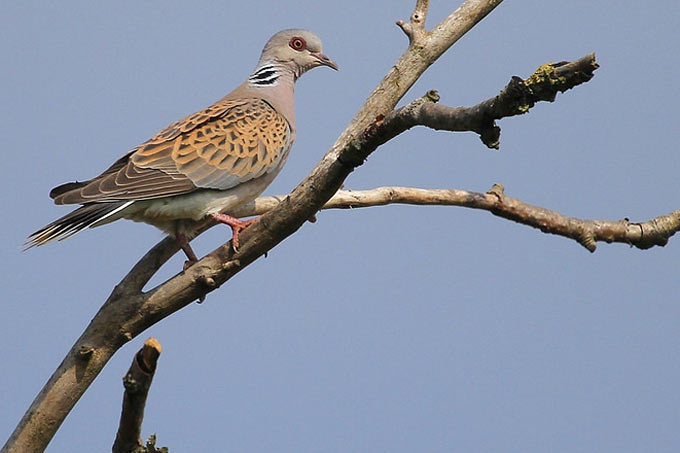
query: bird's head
260 29 338 78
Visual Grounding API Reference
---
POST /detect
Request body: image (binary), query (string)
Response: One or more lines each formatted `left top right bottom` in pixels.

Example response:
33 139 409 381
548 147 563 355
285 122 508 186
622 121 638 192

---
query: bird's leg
175 233 207 303
176 233 199 270
211 213 259 251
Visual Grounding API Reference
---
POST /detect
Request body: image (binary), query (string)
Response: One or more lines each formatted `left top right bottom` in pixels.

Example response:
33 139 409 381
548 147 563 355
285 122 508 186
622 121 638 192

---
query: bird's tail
25 201 133 249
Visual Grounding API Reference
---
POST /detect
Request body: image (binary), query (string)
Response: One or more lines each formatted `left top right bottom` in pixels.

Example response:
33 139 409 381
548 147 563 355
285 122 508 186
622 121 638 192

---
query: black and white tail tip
25 201 133 249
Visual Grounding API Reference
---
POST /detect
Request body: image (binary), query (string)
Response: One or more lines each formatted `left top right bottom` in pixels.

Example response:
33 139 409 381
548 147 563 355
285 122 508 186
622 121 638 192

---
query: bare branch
329 187 679 252
367 53 599 149
443 54 600 150
113 338 163 453
231 187 680 252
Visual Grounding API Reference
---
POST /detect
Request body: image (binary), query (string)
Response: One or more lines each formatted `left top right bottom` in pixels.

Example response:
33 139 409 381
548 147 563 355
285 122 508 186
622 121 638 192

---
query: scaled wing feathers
52 98 291 205
133 98 290 190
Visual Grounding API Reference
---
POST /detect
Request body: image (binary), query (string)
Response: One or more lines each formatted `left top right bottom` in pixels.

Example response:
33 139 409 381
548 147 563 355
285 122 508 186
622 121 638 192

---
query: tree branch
244 186 675 252
113 338 163 453
356 53 599 150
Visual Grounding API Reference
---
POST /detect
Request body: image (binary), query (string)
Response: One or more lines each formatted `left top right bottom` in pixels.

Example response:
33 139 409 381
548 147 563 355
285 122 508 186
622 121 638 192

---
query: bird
26 29 337 265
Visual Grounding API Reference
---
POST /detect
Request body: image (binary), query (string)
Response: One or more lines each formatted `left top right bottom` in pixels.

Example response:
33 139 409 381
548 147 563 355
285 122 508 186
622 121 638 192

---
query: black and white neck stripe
248 63 282 87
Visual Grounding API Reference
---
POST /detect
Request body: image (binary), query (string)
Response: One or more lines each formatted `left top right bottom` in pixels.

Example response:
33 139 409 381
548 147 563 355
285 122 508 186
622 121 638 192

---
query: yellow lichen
525 63 567 88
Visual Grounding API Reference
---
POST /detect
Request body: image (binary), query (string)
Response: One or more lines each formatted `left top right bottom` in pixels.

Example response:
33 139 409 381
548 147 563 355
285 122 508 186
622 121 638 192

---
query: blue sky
2 1 680 451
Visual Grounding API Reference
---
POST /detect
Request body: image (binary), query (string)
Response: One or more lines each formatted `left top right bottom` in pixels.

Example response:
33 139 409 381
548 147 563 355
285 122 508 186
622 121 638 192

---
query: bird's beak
311 52 339 70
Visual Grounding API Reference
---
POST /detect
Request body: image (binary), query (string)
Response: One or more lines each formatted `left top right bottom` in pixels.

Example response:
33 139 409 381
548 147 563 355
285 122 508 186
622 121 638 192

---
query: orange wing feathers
52 99 290 205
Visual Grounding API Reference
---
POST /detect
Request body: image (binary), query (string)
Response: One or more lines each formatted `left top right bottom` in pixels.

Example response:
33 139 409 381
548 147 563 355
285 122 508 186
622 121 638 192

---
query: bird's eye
289 37 307 51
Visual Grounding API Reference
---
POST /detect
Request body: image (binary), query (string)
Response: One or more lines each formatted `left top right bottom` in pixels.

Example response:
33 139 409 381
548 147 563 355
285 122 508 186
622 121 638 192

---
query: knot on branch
576 228 597 253
487 183 505 200
200 275 216 289
135 434 168 453
501 76 535 114
402 90 441 117
424 89 440 103
634 215 678 249
396 0 430 47
77 345 94 361
122 373 141 393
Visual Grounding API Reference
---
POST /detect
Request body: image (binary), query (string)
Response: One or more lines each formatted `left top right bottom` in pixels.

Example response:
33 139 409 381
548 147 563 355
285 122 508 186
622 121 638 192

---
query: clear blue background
2 1 679 451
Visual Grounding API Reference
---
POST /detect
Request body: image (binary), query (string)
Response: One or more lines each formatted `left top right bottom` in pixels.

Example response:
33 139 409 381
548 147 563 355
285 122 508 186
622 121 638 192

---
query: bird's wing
52 98 291 205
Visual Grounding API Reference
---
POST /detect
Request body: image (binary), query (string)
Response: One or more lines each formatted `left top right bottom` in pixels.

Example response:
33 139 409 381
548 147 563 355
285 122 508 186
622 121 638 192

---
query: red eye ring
289 37 306 51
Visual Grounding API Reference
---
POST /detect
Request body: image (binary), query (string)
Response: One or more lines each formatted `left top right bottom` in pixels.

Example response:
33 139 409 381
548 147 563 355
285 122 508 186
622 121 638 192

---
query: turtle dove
26 29 337 264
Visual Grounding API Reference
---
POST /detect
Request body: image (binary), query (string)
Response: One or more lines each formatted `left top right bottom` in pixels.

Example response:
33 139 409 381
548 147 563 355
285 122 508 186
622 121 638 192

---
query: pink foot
211 213 259 251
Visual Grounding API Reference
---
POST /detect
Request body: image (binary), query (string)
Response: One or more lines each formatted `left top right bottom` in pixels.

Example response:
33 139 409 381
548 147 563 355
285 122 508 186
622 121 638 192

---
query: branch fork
396 0 430 46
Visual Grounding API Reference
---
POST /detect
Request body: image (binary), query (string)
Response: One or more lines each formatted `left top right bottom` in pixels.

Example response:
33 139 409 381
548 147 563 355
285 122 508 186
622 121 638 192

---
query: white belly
110 173 275 236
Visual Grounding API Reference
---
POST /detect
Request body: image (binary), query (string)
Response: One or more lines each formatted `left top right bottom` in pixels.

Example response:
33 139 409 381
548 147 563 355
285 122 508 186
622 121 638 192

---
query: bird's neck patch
248 62 282 87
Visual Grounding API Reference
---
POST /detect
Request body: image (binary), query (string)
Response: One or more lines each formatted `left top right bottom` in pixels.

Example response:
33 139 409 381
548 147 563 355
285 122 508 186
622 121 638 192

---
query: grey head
257 29 338 79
